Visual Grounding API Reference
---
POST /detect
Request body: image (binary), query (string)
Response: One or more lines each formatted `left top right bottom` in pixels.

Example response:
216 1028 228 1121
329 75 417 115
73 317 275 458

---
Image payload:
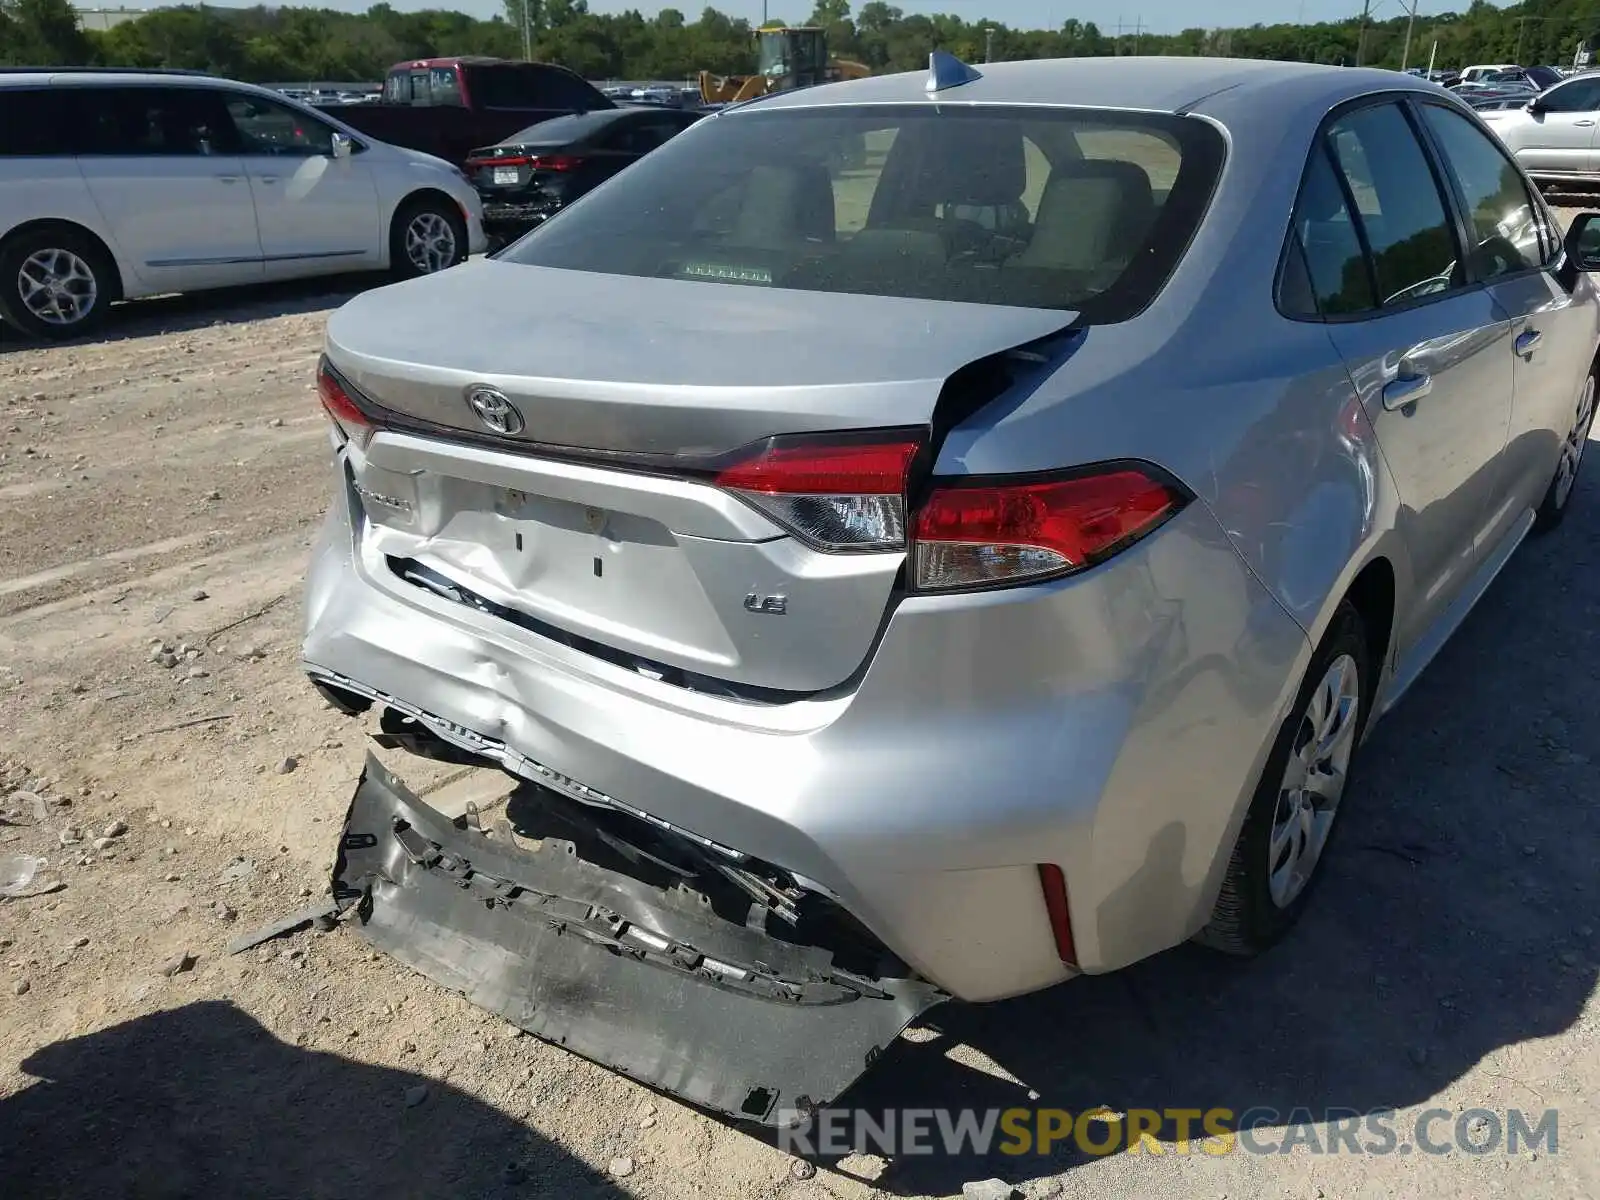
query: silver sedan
301 54 1600 1122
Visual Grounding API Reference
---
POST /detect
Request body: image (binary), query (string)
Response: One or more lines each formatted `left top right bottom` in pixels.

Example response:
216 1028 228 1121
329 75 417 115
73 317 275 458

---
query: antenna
926 49 983 93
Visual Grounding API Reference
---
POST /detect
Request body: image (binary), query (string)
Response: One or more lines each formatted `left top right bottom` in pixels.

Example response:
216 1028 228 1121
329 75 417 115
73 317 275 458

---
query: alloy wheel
17 248 97 327
1268 652 1361 909
404 212 458 274
1553 374 1596 512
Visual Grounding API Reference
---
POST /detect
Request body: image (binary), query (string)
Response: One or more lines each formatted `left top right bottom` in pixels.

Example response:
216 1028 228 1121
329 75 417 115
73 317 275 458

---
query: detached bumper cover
333 752 945 1125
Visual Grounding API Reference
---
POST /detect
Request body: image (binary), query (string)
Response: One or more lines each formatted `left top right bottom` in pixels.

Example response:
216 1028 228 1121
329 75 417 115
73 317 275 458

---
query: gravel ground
0 253 1598 1200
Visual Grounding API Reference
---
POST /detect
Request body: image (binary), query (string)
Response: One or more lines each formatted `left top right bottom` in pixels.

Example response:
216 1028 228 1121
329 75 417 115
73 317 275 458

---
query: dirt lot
1 263 1598 1200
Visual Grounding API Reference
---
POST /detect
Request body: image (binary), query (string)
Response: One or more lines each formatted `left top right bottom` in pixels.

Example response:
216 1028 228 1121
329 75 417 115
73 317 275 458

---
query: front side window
1326 103 1461 306
1420 103 1543 278
1534 78 1600 113
498 105 1225 322
224 95 335 156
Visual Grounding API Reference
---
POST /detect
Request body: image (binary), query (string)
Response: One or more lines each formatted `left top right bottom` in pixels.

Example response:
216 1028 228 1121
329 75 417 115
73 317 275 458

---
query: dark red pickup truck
318 56 616 169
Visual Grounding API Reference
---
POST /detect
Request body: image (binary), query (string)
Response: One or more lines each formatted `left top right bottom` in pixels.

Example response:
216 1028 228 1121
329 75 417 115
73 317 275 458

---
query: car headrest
1011 158 1156 271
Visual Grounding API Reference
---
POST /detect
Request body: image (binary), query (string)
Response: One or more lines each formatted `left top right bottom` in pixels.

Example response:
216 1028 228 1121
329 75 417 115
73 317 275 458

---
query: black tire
1198 601 1374 956
389 196 468 280
0 225 115 341
1532 367 1597 534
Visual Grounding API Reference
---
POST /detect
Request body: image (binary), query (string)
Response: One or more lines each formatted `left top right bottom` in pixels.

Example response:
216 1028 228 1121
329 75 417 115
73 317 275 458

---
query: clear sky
301 0 1487 37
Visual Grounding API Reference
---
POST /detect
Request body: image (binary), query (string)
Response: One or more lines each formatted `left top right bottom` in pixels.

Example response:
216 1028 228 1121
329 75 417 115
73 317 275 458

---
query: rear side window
1282 100 1463 318
469 64 605 111
1419 103 1545 276
1327 104 1461 306
75 86 234 157
429 68 462 107
0 89 76 157
1285 145 1375 316
498 105 1226 322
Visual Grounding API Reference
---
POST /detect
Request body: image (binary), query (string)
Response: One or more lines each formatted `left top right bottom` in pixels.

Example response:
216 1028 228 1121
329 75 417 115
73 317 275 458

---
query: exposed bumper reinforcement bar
333 752 945 1125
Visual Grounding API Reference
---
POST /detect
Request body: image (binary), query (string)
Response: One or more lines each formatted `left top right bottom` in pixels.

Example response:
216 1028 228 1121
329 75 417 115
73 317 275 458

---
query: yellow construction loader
698 26 871 106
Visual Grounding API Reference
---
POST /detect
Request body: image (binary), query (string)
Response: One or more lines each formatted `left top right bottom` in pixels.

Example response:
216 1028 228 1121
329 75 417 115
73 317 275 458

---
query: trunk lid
326 262 1073 694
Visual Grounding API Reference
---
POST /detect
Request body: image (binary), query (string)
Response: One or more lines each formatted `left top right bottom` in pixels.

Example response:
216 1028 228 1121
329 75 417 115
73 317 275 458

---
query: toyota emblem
464 385 525 436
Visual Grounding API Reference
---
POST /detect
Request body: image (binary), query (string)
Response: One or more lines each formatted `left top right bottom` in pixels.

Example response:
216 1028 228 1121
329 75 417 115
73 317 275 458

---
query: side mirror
330 131 353 159
1567 211 1600 271
1526 97 1547 114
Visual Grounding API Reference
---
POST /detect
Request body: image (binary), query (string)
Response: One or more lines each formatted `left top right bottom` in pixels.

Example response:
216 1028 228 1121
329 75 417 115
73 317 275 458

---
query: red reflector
1037 863 1077 966
316 363 374 450
715 435 921 496
911 465 1187 591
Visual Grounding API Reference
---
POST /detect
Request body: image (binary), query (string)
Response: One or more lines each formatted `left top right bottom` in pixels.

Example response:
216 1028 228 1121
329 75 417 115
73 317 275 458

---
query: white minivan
0 68 487 339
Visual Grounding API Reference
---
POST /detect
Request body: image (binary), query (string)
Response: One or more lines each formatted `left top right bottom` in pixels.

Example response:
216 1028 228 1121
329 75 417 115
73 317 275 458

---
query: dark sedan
466 106 706 249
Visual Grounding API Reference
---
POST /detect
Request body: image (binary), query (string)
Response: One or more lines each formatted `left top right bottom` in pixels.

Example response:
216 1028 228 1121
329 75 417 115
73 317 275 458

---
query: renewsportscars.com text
776 1106 1560 1158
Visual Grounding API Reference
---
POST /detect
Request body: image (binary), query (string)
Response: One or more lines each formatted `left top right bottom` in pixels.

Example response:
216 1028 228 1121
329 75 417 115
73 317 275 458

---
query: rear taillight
714 432 923 552
911 463 1189 592
316 361 374 451
466 154 531 169
531 154 583 171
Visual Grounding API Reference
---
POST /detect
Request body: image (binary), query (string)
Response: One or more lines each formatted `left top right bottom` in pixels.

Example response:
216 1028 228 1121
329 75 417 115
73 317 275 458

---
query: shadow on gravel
0 273 379 353
0 1000 624 1200
795 462 1600 1195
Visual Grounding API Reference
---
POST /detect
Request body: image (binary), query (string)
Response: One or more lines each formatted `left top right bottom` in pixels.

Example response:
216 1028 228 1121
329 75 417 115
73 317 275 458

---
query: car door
1415 99 1599 537
1509 76 1600 172
219 92 383 279
72 84 263 292
1291 99 1515 659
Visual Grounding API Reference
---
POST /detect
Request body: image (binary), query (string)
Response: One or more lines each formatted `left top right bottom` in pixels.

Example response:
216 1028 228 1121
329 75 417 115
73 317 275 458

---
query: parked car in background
0 68 485 340
1458 62 1522 84
465 105 705 248
318 57 616 170
1479 69 1600 182
304 55 1600 1121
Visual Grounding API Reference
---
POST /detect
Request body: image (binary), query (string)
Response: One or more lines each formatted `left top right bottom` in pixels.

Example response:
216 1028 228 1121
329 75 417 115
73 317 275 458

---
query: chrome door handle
1382 372 1433 411
257 175 280 184
1516 328 1543 358
215 174 243 183
1576 119 1596 127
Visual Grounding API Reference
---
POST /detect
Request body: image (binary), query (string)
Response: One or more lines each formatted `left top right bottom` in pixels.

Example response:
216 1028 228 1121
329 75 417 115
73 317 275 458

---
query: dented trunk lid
324 262 1074 694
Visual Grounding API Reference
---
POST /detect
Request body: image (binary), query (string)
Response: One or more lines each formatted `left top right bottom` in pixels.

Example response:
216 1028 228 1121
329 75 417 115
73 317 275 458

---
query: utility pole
521 0 532 62
1115 17 1124 56
984 25 995 62
1356 0 1371 67
1133 16 1143 55
1427 38 1438 76
1516 16 1526 64
1401 0 1418 71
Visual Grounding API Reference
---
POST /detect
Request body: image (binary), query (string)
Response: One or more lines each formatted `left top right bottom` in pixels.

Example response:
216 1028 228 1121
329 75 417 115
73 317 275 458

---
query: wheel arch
0 218 126 303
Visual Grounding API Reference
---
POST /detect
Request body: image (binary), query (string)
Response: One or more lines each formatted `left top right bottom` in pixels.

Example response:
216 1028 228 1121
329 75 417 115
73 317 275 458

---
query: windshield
499 105 1224 322
501 110 624 146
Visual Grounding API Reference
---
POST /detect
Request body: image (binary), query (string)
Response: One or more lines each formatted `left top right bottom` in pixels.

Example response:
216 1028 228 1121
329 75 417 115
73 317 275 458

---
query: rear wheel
390 196 467 279
1199 601 1372 956
0 226 115 341
1533 368 1596 533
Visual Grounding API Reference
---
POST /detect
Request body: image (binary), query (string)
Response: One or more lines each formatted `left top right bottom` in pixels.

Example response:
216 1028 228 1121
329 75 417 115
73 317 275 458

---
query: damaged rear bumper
333 752 945 1125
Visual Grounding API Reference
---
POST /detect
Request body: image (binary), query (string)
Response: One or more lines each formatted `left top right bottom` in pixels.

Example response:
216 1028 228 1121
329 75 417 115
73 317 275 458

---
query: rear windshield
501 110 625 146
499 104 1225 322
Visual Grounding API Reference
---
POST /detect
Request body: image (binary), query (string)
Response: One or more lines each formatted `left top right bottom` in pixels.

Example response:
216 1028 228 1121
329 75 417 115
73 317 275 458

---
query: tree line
4 0 1600 85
